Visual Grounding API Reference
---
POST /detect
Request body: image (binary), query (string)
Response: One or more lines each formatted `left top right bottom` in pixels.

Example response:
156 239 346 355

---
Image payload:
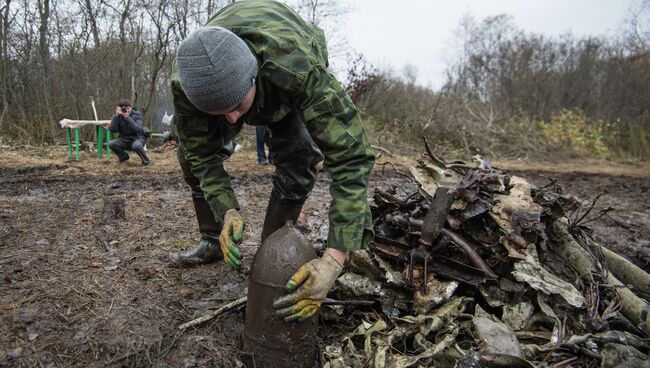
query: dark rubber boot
169 234 222 266
261 195 304 242
169 190 223 266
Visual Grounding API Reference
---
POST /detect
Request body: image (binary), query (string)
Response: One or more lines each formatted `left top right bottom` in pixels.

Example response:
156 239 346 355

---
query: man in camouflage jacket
169 0 375 321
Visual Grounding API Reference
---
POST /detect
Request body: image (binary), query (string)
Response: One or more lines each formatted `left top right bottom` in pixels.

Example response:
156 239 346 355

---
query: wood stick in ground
178 296 247 330
101 197 126 222
91 97 100 122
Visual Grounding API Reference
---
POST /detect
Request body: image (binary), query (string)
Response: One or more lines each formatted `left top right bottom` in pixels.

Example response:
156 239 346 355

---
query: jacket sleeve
125 114 144 135
108 115 120 133
295 65 375 251
172 79 240 220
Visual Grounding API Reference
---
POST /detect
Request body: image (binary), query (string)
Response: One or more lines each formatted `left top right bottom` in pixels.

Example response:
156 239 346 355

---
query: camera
120 106 127 113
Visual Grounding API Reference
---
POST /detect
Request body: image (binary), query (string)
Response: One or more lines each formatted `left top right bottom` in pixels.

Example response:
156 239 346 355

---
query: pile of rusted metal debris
161 140 178 151
323 143 650 368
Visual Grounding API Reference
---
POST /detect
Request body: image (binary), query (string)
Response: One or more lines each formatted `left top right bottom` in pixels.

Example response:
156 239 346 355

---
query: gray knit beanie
176 26 258 113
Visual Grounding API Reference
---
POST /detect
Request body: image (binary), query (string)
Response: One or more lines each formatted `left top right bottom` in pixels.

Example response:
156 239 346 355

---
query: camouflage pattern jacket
171 0 375 251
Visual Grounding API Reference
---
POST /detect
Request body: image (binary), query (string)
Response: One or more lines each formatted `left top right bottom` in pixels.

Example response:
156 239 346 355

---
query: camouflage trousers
177 112 324 239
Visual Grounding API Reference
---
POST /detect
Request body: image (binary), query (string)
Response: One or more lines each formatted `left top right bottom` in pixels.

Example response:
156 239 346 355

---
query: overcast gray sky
339 0 635 88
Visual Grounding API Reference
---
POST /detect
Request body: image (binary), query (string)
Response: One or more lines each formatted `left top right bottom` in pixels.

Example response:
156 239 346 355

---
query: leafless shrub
349 9 650 161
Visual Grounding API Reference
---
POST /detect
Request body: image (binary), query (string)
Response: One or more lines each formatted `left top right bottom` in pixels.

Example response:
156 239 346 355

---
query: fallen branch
375 161 414 182
421 136 448 168
600 245 650 302
371 144 393 156
570 193 604 227
323 298 376 306
178 296 247 330
549 219 650 335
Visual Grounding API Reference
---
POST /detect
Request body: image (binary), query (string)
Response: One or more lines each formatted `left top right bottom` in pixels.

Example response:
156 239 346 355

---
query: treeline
0 0 227 143
349 11 650 160
0 0 339 143
1 0 648 161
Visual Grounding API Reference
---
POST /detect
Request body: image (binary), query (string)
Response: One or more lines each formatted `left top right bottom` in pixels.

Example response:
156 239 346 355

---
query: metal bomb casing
243 222 318 367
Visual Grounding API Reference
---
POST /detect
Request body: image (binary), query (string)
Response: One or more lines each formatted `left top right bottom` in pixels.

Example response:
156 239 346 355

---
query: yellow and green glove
219 209 245 269
272 253 344 322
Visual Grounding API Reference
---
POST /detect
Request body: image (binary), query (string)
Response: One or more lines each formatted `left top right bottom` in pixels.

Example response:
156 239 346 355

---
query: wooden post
91 97 106 158
66 127 72 157
96 126 104 157
106 129 111 158
74 127 80 161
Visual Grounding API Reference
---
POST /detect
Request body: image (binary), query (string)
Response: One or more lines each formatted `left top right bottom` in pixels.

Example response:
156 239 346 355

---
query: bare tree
140 0 172 115
0 0 14 126
117 0 132 44
402 64 418 86
37 0 50 75
285 0 350 70
79 0 102 47
624 0 650 53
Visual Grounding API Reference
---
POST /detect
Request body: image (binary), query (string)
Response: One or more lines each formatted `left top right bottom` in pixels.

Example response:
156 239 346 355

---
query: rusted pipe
385 214 498 279
441 228 499 279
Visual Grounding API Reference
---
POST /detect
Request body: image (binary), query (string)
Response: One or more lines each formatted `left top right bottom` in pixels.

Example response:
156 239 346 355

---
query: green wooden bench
59 118 113 161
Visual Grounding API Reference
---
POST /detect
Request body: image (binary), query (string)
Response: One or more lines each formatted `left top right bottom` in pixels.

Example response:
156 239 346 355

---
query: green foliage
603 119 650 160
539 109 609 158
622 124 650 159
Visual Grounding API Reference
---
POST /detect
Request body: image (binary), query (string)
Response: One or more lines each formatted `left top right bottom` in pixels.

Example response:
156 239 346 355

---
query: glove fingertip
274 306 293 317
286 267 309 290
224 253 239 269
272 296 283 307
272 295 292 309
284 312 301 322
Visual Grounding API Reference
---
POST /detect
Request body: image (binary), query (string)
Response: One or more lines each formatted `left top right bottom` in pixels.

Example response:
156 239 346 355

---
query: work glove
272 253 344 322
219 209 245 269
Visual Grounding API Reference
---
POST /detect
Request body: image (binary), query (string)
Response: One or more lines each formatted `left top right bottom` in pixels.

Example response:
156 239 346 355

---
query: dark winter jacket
109 110 145 140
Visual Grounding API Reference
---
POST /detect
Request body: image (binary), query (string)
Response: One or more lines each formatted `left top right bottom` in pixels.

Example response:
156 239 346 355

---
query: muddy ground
1 140 649 367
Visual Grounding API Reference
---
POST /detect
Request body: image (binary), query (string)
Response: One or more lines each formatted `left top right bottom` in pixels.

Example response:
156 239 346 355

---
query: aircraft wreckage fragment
323 144 650 367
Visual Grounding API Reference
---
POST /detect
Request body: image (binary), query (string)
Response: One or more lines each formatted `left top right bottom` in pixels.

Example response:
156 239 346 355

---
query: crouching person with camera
108 99 151 166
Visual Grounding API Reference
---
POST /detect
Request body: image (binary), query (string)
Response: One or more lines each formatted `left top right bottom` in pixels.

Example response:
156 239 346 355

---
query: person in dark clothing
255 125 270 165
108 99 151 166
